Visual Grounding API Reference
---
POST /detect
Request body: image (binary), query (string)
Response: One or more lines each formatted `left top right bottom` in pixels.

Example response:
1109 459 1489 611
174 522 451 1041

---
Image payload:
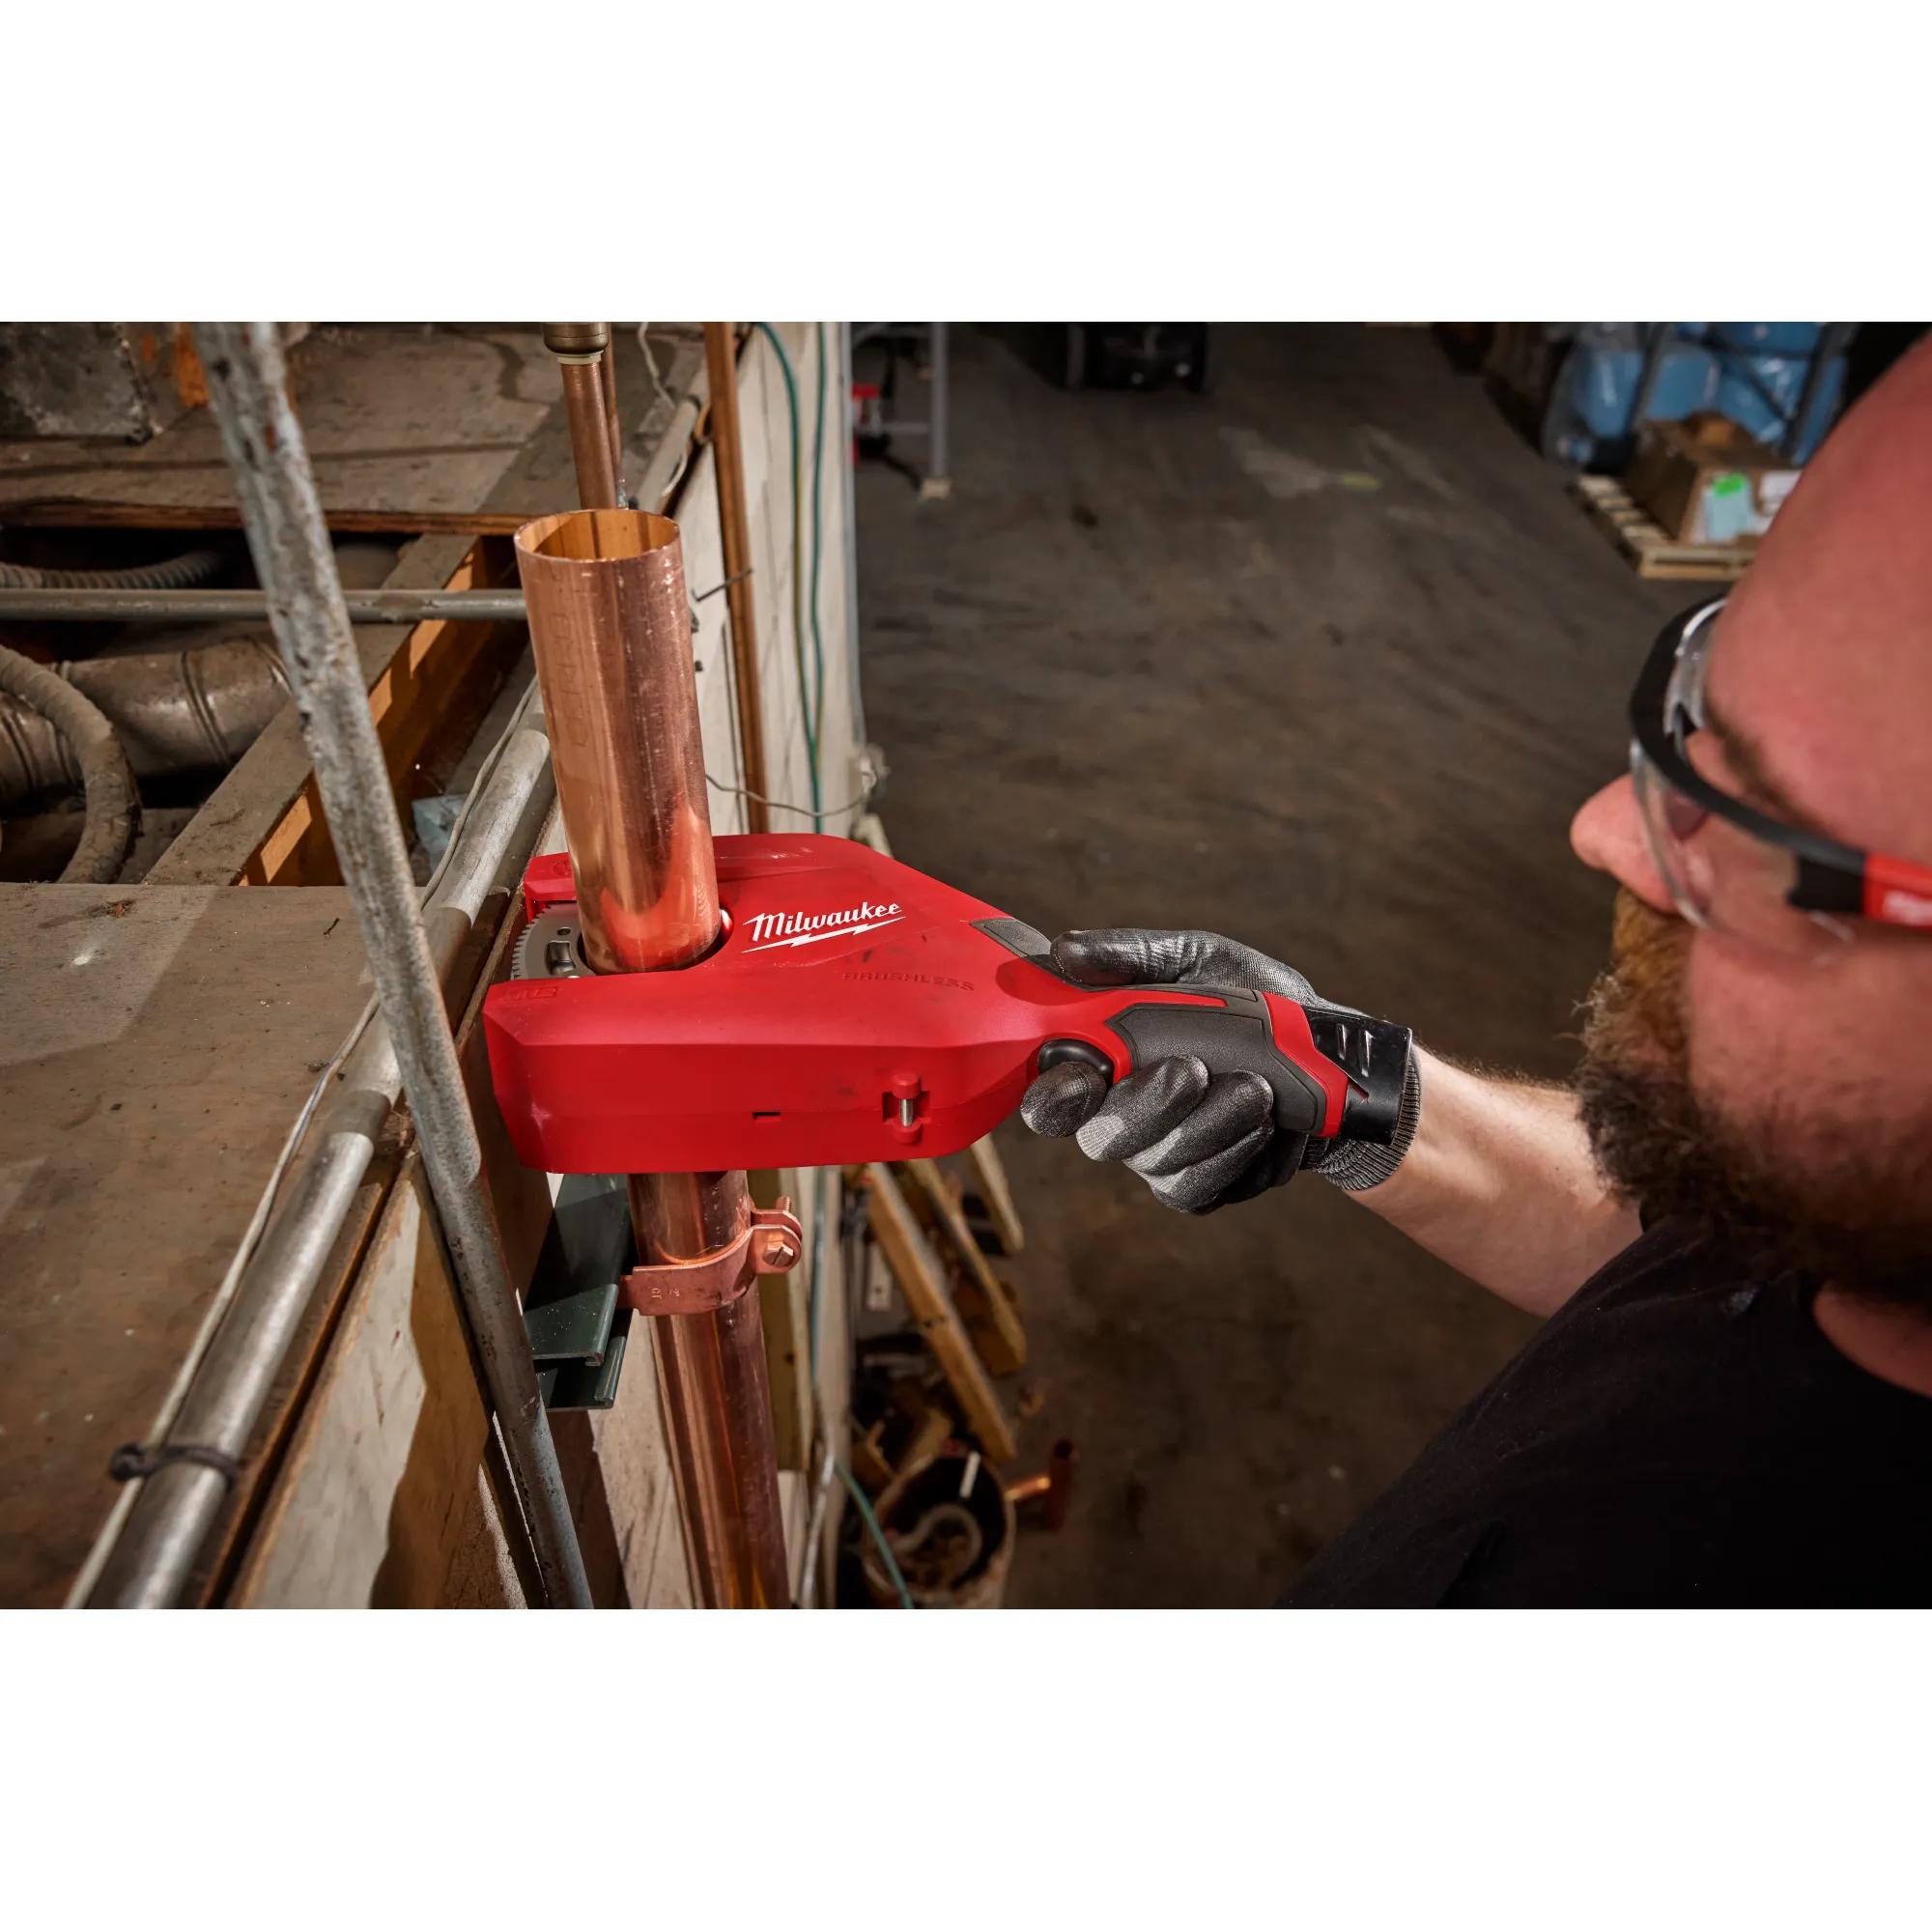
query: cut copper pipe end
515 509 718 976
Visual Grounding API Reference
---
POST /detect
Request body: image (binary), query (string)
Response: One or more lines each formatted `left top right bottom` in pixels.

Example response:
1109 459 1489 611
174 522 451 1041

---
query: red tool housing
484 836 1385 1176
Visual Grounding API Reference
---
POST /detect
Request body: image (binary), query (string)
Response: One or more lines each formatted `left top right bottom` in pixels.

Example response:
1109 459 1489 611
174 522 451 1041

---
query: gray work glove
1018 927 1422 1214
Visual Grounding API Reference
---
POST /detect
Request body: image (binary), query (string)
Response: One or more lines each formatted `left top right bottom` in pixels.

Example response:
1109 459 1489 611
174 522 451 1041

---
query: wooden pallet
1568 474 1756 582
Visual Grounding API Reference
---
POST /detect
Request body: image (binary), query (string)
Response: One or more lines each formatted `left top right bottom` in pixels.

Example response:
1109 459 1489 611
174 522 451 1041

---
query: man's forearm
1346 1049 1640 1316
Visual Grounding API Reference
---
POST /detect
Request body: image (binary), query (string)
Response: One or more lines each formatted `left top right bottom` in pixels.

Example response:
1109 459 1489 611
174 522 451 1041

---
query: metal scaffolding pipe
83 714 557 1605
515 505 790 1607
166 322 591 1610
0 587 526 625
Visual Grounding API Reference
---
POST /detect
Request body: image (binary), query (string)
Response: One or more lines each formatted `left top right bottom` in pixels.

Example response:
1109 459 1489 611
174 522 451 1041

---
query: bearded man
1020 341 1932 1605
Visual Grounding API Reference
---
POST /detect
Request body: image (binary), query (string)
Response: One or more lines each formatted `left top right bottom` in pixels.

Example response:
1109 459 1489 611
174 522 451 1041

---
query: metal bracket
620 1199 803 1316
524 1173 635 1412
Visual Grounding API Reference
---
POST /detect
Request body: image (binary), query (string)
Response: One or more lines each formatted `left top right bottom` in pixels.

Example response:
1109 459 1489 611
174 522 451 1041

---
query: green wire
838 1461 915 1609
751 323 821 822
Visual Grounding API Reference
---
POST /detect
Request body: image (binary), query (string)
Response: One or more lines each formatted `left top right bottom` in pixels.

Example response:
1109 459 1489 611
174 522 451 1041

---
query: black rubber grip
1099 989 1331 1139
1039 987 1413 1151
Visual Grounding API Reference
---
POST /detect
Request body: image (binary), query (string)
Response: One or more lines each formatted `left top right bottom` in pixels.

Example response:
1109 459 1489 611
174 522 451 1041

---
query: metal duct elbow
0 636 288 802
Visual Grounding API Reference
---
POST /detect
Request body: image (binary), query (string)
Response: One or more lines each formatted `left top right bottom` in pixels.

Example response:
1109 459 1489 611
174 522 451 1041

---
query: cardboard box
1625 412 1802 546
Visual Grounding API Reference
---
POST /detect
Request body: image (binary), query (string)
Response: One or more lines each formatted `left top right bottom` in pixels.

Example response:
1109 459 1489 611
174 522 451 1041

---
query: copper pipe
598 327 625 502
702 323 769 834
625 1158 788 1606
515 510 717 974
1005 1438 1077 1531
547 321 620 512
514 503 790 1608
560 361 620 511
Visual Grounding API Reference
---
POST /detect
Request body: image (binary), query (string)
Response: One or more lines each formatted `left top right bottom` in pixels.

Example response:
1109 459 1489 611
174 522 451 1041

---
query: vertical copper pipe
633 1174 790 1607
560 362 620 511
514 509 716 974
515 505 790 1608
546 324 620 514
702 323 769 834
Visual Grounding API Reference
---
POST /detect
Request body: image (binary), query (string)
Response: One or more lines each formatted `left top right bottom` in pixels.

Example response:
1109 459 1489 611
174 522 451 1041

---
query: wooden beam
964 1135 1025 1256
0 500 535 537
902 1158 1026 1376
751 1168 813 1471
863 1163 1015 1463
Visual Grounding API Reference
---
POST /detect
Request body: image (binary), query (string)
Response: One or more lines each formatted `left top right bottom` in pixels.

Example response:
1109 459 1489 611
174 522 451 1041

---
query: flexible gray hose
0 547 224 592
0 644 138 882
0 636 287 800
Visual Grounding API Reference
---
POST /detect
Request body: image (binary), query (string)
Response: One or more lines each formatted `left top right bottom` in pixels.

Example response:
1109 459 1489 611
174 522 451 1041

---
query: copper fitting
542 323 611 358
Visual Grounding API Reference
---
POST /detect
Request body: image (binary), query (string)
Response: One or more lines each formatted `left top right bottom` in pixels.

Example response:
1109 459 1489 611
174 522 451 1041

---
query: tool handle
1038 985 1411 1149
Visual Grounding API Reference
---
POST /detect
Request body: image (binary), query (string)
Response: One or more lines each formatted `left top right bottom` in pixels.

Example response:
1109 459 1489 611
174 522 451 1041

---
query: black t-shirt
1285 1221 1932 1606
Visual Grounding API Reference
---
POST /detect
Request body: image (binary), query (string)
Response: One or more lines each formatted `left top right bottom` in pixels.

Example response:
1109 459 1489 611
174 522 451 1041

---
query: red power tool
484 835 1411 1176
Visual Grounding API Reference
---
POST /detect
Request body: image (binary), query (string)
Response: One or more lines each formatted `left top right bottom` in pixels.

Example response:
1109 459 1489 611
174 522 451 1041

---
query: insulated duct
0 637 287 803
0 643 138 881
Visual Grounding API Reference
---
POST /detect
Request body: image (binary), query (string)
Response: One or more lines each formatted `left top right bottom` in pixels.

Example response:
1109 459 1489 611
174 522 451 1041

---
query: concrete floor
853 325 1688 1606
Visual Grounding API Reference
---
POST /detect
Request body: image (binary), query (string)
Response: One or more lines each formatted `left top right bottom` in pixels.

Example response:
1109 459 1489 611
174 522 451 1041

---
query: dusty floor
853 324 1687 1606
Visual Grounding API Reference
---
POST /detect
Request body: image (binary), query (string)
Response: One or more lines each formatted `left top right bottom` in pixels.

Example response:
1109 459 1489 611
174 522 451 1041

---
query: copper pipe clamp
620 1200 803 1316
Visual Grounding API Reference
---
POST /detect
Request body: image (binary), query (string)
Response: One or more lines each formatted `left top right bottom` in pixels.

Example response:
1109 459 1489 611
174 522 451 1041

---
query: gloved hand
1018 927 1421 1214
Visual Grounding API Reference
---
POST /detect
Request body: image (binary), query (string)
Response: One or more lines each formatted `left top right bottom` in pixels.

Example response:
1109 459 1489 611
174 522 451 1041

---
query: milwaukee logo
743 902 904 952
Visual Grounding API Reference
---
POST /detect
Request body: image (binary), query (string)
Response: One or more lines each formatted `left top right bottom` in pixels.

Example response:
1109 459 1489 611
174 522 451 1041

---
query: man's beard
1574 890 1932 1307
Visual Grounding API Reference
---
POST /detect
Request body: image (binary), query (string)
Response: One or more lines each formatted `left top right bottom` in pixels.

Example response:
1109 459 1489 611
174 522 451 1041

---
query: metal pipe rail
0 587 527 625
95 322 592 1610
83 713 559 1605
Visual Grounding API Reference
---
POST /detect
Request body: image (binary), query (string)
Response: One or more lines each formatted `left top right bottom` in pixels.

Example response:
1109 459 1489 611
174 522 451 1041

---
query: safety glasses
1629 596 1932 960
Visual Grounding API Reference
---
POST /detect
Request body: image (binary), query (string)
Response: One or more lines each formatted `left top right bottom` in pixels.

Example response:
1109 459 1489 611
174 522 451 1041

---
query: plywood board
229 1157 523 1607
0 884 372 1606
0 327 561 521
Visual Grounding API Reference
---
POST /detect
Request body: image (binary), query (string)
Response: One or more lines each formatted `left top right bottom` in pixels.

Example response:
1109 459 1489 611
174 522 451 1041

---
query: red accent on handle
1262 993 1350 1138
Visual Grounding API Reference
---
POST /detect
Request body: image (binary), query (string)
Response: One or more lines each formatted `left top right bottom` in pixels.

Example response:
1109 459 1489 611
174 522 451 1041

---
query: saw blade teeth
510 920 544 980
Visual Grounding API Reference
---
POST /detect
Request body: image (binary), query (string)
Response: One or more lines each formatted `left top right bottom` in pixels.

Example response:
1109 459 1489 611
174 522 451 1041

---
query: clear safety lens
1633 744 1850 961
